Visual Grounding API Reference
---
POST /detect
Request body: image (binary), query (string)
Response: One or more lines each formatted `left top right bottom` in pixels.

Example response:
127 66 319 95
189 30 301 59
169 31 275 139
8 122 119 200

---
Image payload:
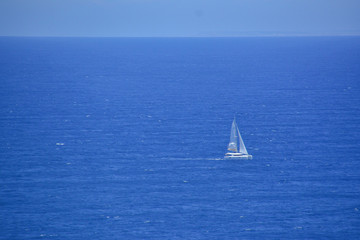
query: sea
0 37 359 239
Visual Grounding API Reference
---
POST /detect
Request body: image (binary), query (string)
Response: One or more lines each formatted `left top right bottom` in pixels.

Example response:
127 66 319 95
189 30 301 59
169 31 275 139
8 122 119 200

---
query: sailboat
224 118 252 159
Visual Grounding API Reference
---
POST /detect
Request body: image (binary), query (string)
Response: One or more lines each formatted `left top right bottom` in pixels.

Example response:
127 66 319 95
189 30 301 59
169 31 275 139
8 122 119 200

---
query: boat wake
159 157 224 161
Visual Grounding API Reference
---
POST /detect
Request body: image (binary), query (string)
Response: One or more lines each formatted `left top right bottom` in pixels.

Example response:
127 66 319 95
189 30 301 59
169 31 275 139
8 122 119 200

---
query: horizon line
1 34 360 38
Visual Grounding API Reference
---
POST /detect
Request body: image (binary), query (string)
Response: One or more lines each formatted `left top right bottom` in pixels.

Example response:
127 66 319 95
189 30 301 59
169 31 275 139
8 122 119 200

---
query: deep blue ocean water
0 37 359 239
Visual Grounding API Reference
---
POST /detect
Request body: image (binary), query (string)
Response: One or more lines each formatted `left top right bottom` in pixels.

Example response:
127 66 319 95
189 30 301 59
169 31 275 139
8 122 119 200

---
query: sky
0 0 360 37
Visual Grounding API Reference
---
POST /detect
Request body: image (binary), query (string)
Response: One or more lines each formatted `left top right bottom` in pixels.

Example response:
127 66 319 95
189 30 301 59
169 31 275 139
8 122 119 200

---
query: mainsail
227 119 238 152
227 119 248 154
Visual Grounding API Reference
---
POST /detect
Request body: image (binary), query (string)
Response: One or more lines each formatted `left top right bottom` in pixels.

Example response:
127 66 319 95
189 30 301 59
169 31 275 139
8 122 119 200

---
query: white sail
227 119 238 152
237 126 248 155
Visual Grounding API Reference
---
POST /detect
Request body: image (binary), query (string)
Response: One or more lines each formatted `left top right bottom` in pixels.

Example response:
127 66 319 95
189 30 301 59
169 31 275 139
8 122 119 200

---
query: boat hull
224 153 252 159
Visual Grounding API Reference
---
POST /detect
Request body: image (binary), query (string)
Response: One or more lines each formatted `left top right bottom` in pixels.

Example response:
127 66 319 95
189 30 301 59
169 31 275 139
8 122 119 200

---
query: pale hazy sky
0 0 360 37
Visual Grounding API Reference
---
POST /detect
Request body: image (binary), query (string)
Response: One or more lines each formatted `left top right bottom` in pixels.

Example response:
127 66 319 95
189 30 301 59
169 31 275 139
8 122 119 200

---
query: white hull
224 153 252 160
